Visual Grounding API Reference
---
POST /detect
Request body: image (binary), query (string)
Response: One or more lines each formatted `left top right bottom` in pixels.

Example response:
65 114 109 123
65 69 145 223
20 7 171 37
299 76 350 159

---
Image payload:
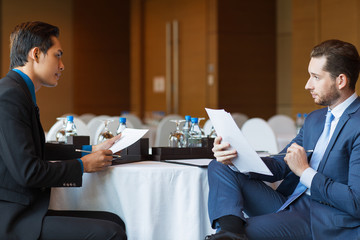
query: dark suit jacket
250 97 360 239
0 71 83 239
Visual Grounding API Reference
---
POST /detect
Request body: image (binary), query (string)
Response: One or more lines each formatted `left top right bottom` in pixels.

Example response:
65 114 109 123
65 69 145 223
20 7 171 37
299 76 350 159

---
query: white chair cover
92 117 136 145
87 115 111 144
154 114 183 147
268 114 297 150
46 118 90 142
268 114 296 136
242 118 281 189
120 113 143 129
231 113 249 129
203 119 213 136
46 120 65 142
241 118 279 154
78 113 96 124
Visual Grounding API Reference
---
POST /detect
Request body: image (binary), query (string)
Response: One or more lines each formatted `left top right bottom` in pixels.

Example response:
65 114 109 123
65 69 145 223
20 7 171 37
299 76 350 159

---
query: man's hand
81 149 113 173
212 136 237 165
81 134 123 173
284 143 310 176
92 134 122 152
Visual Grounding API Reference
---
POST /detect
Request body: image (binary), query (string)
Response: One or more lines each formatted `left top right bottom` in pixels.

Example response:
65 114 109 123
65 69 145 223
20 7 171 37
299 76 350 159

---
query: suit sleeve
44 143 82 160
310 130 360 218
0 85 82 188
249 126 305 183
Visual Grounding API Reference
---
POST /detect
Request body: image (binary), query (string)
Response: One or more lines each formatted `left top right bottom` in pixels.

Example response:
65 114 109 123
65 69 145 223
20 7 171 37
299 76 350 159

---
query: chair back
46 117 90 142
46 120 64 142
268 114 296 136
78 113 96 124
241 118 279 154
87 115 111 144
203 119 213 136
92 117 136 144
120 113 143 129
231 113 249 129
154 114 183 147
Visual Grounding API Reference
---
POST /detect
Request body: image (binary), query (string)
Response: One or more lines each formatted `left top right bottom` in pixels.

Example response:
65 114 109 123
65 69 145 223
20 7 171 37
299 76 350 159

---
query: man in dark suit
205 39 360 240
0 21 127 239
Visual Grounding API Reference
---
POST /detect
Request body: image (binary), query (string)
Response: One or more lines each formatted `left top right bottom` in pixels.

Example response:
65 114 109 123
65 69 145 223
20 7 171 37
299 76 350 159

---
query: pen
75 149 122 158
268 150 314 157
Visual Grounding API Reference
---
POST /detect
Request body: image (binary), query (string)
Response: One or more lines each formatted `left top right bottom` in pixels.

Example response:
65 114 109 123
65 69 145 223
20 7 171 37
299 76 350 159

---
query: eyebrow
309 72 320 76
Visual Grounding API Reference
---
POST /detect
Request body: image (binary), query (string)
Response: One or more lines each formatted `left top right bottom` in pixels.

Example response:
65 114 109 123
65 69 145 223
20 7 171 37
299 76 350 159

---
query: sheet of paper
165 158 213 167
109 128 149 153
205 108 273 176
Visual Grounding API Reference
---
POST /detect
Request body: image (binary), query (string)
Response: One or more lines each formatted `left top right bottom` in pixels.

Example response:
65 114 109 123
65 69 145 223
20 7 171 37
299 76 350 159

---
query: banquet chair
78 113 96 124
267 114 297 136
154 114 183 147
92 116 136 144
203 119 213 136
268 114 297 150
231 112 249 129
87 115 111 144
120 113 143 129
241 118 279 154
46 120 64 142
241 118 281 189
46 117 90 142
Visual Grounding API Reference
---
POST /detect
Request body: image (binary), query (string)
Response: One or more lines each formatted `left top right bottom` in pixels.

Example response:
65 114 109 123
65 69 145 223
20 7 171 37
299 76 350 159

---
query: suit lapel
318 97 360 172
8 71 46 155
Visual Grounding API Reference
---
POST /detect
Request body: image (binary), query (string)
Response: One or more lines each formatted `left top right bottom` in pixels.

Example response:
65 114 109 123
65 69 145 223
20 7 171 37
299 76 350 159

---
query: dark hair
9 21 59 69
311 39 360 90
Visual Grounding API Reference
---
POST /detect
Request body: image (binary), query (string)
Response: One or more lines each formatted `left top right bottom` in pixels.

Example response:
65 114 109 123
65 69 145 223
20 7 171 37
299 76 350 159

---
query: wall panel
73 0 130 116
1 0 73 131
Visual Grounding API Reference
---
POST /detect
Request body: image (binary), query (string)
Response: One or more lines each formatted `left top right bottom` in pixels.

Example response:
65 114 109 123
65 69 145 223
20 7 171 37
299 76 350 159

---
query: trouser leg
40 210 127 240
245 196 312 240
207 160 312 240
208 159 286 228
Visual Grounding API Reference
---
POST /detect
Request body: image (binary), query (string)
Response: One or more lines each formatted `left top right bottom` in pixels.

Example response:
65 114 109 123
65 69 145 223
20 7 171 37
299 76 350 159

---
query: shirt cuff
81 145 92 157
300 167 317 189
77 158 84 174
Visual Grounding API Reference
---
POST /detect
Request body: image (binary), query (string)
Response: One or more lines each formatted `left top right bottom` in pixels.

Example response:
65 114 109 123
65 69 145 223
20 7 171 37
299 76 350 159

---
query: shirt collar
329 92 358 119
12 69 36 105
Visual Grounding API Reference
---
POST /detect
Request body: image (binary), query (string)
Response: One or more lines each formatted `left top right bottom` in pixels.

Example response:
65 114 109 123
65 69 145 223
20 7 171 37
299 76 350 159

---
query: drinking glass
97 119 114 144
198 117 206 136
55 117 67 142
169 120 186 148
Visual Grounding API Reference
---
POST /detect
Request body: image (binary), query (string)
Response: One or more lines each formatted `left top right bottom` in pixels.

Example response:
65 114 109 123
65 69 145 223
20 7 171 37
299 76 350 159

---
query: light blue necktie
277 110 334 212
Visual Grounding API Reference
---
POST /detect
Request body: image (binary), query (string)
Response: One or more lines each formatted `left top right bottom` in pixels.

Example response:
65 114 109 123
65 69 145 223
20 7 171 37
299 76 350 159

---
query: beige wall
1 0 73 131
292 0 360 116
277 0 293 117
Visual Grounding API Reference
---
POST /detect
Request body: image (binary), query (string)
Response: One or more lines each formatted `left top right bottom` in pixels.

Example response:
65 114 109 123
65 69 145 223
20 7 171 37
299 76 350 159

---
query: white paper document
205 108 273 176
109 128 149 153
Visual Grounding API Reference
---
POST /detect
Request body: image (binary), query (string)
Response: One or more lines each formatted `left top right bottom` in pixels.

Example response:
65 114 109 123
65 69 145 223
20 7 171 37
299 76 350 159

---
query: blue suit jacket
251 97 360 239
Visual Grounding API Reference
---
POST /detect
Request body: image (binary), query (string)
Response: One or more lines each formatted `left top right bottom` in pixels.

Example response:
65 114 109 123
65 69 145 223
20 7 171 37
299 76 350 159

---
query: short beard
316 83 340 106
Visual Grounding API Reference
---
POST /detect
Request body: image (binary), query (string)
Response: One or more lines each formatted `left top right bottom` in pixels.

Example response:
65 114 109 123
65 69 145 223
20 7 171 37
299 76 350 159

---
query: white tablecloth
49 161 215 240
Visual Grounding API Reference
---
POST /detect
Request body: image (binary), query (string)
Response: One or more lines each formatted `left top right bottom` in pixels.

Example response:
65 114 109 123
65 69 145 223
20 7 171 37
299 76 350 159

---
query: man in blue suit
205 39 360 240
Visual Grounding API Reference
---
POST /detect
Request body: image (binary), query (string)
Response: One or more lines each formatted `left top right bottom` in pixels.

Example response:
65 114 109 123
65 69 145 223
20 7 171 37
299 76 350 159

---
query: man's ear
337 74 348 90
29 47 40 62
